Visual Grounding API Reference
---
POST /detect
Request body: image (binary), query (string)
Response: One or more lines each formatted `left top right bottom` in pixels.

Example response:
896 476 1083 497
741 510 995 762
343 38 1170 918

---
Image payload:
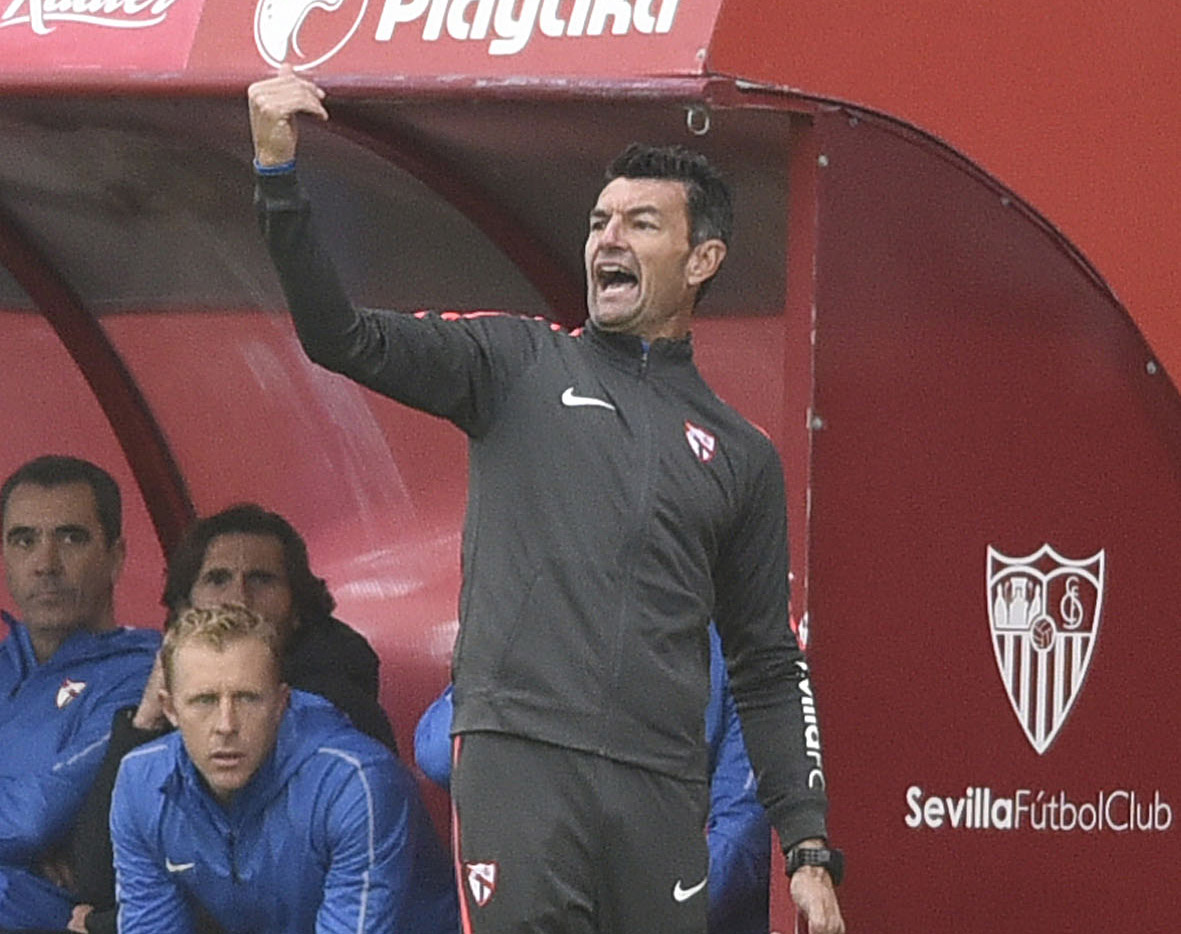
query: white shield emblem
465 861 497 908
56 678 87 709
986 544 1105 754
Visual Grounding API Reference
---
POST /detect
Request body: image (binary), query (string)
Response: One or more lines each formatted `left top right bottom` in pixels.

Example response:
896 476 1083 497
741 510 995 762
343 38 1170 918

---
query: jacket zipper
229 831 240 884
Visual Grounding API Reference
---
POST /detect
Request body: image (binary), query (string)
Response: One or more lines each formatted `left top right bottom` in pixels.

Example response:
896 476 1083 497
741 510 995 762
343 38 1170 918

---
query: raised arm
248 70 539 436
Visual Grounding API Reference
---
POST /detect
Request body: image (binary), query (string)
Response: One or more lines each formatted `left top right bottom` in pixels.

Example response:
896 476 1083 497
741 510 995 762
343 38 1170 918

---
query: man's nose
598 214 625 246
34 539 63 575
224 576 248 606
214 698 238 734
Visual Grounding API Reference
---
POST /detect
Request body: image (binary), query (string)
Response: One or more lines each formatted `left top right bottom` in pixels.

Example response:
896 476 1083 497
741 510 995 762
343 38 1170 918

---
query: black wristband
786 845 844 886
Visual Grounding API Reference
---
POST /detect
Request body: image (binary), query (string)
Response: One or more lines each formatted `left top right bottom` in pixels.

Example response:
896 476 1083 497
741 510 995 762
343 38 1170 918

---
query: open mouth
596 263 638 294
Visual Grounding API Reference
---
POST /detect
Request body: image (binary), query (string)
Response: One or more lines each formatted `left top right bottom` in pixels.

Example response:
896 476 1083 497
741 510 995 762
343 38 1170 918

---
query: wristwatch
786 845 845 886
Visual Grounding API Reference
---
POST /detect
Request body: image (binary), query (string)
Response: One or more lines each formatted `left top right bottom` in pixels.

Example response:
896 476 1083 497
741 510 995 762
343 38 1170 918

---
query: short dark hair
162 503 335 622
605 143 733 249
0 455 122 545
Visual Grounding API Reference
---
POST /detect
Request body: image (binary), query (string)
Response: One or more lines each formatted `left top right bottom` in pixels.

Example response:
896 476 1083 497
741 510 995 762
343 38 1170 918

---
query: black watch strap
787 845 844 886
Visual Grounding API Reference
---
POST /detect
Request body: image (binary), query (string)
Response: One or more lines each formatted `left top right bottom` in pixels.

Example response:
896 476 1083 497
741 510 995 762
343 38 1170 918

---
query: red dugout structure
1 1 1177 929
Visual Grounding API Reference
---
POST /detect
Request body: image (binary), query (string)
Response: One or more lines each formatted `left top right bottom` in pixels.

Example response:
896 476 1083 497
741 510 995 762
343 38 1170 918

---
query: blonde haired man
110 605 456 934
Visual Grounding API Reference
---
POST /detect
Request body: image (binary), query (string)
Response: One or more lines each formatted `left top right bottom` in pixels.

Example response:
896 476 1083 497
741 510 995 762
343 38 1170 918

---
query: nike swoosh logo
561 387 616 411
672 875 708 902
165 858 196 873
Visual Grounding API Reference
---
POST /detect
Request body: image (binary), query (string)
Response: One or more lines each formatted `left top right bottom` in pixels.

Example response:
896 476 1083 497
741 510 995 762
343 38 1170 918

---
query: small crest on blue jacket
56 678 87 709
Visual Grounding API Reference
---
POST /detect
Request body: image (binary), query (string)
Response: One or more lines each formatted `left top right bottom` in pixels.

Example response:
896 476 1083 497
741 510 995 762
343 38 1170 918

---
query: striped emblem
465 861 497 907
987 545 1105 754
684 421 716 463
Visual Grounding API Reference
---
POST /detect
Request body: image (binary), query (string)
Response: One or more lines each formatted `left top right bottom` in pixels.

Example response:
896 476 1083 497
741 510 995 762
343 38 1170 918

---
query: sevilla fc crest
56 678 87 709
986 544 1105 754
465 861 498 908
685 421 717 463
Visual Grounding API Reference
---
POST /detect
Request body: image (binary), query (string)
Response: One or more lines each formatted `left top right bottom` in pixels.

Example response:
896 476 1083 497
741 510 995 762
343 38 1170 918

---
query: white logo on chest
561 386 616 411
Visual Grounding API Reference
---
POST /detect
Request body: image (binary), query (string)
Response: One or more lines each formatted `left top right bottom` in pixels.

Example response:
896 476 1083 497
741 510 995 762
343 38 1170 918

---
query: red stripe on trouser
451 735 474 934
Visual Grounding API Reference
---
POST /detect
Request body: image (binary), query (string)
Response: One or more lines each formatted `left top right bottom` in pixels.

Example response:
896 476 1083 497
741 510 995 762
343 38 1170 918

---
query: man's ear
161 689 179 729
686 239 727 287
108 537 127 584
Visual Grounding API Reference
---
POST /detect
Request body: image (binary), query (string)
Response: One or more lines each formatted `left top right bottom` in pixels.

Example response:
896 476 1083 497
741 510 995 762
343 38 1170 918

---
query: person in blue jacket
0 454 159 931
111 604 457 934
415 624 772 934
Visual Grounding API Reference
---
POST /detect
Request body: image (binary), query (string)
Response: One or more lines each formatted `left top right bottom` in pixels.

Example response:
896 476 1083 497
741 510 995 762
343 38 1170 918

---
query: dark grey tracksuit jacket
256 171 829 851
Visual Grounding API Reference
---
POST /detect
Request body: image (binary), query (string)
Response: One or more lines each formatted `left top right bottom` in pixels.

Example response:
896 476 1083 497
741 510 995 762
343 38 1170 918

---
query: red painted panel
708 0 1181 389
806 113 1180 930
0 0 206 72
192 0 721 80
0 0 722 83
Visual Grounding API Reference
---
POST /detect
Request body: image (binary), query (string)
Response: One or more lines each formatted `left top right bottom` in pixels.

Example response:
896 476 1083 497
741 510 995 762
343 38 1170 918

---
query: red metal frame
0 204 194 554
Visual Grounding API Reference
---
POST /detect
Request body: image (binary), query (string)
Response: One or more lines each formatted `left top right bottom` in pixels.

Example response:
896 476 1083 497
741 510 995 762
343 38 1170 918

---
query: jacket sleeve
413 685 454 789
109 759 196 934
0 864 74 930
706 666 772 933
72 707 170 911
0 666 152 863
255 172 539 438
315 753 416 934
712 443 830 853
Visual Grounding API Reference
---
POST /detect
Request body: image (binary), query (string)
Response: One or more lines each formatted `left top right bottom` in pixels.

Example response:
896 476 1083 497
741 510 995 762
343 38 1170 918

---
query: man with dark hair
0 455 158 931
249 67 845 934
158 503 391 744
0 455 124 554
68 503 396 934
110 605 457 934
161 503 334 630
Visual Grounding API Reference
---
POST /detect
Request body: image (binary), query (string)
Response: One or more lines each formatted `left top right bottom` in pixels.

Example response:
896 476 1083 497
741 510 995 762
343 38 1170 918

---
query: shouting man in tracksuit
249 66 846 934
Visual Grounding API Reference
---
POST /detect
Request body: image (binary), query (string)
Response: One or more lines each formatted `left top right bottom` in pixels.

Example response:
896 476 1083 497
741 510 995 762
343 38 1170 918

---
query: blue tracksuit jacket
414 625 772 934
0 612 158 929
111 690 458 934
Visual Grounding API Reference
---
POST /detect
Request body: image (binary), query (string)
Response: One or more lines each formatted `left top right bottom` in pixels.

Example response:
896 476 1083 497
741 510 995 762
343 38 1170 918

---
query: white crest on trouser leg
464 860 498 907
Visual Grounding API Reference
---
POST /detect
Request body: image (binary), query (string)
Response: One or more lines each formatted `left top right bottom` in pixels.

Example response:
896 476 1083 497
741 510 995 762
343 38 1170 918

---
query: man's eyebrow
590 204 663 220
4 524 35 541
54 524 91 537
